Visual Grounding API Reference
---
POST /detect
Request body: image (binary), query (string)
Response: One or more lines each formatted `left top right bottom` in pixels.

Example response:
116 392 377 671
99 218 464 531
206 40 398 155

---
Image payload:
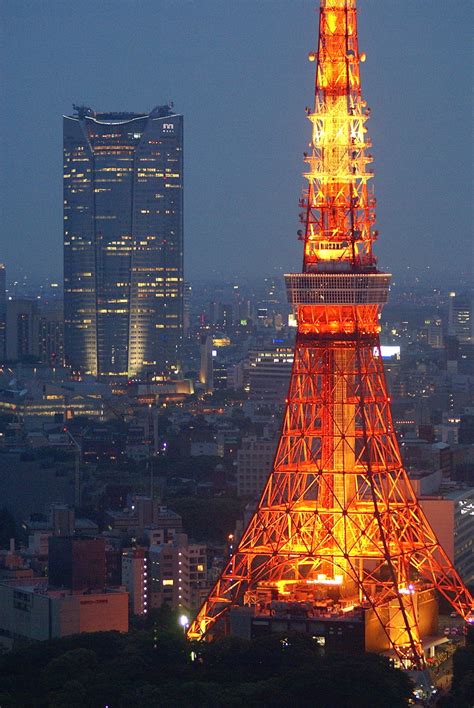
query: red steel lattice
188 0 473 670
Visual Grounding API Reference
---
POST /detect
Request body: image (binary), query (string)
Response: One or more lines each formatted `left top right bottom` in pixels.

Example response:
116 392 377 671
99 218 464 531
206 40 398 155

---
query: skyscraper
448 291 473 343
64 104 183 380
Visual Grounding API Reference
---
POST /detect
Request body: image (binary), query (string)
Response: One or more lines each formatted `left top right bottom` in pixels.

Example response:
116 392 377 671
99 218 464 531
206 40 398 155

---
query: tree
0 628 414 707
42 648 98 692
439 645 474 707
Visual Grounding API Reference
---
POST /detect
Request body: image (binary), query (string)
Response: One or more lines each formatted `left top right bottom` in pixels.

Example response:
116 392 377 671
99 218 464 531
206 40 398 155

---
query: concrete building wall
122 550 147 615
237 436 277 498
419 498 455 563
51 592 128 636
149 534 208 615
0 583 128 649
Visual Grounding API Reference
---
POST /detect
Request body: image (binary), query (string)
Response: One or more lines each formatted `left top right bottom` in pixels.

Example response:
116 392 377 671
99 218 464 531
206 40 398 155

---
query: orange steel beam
188 0 474 671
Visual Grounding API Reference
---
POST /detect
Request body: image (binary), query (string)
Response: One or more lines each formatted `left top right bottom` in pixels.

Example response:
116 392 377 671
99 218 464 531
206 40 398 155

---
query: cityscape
0 0 473 706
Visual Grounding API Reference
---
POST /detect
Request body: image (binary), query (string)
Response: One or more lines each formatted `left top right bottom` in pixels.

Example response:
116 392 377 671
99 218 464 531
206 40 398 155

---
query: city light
0 0 471 699
179 614 189 634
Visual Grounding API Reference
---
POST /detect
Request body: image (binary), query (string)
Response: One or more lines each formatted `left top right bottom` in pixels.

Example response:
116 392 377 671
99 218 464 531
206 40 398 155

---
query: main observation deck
285 272 391 307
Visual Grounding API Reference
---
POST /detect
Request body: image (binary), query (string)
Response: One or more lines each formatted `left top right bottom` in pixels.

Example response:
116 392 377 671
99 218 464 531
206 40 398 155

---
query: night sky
0 0 472 283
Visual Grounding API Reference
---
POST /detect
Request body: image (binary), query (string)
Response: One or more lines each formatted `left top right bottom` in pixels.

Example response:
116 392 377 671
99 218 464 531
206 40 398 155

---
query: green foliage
438 644 474 707
0 628 415 707
43 648 98 692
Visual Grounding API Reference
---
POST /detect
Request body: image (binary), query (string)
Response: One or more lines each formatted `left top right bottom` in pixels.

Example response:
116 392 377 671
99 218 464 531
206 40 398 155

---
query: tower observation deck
188 0 473 670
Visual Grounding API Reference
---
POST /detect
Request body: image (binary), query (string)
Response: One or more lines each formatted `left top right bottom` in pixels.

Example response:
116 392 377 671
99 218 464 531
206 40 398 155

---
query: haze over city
1 0 472 282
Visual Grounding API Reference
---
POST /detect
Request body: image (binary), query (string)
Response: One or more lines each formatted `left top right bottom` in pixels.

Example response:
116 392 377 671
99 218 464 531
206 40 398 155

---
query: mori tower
63 105 183 380
188 0 473 670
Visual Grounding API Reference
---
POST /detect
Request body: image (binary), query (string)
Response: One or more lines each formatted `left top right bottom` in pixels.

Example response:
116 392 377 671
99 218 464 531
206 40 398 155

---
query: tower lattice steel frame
188 0 473 669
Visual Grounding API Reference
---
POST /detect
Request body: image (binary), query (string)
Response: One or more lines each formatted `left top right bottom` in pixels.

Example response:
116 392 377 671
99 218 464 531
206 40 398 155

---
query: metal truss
188 0 473 670
189 332 473 668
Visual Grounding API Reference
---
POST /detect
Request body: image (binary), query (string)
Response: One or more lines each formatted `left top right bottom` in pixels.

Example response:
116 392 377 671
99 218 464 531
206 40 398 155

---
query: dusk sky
0 0 472 283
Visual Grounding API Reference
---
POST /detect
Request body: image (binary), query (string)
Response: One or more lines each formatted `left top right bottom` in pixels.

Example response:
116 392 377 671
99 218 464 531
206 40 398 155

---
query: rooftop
68 104 176 122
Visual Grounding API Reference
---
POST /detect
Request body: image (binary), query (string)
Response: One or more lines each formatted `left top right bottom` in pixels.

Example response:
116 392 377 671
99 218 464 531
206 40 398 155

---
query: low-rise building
105 500 182 538
0 580 128 650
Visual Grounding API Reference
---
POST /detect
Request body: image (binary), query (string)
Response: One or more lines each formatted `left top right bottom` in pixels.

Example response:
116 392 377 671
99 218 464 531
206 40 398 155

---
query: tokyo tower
188 0 473 669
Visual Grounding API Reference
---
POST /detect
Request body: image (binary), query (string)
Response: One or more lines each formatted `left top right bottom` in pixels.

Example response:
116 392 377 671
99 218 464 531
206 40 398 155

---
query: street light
179 614 189 634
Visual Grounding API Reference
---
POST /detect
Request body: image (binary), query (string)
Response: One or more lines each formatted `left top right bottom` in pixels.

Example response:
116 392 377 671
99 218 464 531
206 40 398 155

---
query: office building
423 317 443 349
245 347 293 402
64 104 183 380
409 469 474 585
448 292 473 343
6 298 39 361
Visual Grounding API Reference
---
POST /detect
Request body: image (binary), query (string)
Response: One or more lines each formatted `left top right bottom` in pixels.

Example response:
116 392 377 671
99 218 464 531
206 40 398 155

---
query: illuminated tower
188 0 473 669
63 105 183 380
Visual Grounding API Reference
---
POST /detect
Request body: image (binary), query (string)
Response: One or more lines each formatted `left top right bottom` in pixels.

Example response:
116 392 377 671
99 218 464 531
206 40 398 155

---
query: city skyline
0 1 472 700
0 0 472 283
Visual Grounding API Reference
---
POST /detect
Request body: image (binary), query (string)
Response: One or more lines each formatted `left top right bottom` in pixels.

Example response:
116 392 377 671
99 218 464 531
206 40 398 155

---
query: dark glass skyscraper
63 105 183 380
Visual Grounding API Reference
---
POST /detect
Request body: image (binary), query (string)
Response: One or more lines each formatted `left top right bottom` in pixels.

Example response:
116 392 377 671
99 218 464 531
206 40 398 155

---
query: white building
149 533 208 615
121 549 148 615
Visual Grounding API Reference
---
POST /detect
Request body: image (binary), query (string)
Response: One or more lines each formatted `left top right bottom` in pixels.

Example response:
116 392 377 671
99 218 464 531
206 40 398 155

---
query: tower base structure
188 274 474 670
227 587 439 657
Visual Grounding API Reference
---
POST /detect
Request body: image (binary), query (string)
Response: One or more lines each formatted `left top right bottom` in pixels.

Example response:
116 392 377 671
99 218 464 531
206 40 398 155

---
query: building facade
6 299 40 361
236 436 278 498
149 533 208 615
122 548 148 615
38 303 64 367
64 104 183 380
48 536 106 591
245 347 293 402
448 292 473 344
0 580 128 650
